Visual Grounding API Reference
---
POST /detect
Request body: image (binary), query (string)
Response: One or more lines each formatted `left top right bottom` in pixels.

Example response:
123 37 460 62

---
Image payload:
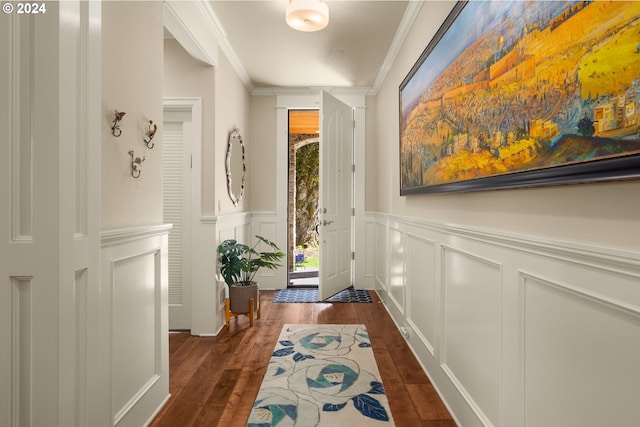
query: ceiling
204 0 416 93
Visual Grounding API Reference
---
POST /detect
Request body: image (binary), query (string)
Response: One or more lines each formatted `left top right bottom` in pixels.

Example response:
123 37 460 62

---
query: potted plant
217 235 285 314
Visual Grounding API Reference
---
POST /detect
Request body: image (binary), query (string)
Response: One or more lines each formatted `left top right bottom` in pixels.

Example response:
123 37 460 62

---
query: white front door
319 92 354 300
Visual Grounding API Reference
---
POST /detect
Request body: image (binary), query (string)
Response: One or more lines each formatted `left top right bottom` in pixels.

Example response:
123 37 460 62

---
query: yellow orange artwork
400 1 640 193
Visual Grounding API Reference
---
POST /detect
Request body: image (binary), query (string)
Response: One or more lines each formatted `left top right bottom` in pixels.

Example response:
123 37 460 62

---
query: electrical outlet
400 326 409 338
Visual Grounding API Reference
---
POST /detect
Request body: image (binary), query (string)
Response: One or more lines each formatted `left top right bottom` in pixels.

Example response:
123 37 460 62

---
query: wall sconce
129 150 145 178
111 110 126 137
144 120 157 149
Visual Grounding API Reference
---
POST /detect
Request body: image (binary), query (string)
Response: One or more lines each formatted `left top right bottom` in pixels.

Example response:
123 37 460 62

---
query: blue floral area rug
273 288 372 303
247 324 395 427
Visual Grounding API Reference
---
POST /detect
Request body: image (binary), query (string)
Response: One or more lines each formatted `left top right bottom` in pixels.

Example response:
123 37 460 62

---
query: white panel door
0 3 103 426
319 92 354 300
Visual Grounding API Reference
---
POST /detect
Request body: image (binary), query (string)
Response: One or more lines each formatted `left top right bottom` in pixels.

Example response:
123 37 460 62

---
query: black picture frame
399 1 640 195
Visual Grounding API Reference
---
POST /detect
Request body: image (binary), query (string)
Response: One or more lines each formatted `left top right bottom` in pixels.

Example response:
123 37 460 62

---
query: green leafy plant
217 235 285 287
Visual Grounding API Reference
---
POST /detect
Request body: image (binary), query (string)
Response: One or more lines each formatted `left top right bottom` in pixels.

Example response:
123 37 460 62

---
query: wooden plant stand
225 295 261 327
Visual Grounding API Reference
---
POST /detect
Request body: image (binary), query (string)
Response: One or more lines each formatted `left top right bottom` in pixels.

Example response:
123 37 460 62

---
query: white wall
101 2 170 425
164 20 253 334
249 95 278 212
163 38 214 216
371 0 640 250
215 50 252 215
102 1 164 230
369 1 640 426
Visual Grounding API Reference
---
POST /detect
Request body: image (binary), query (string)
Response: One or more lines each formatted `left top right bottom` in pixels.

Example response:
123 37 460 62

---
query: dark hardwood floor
150 290 456 427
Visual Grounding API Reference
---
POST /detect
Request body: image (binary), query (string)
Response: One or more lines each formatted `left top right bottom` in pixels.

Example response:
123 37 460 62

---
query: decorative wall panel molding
191 217 218 336
100 225 170 427
371 212 640 427
363 218 377 279
375 222 388 294
441 246 502 427
388 226 405 314
10 277 32 427
251 212 286 290
10 15 34 241
197 212 252 332
406 233 436 356
521 272 640 427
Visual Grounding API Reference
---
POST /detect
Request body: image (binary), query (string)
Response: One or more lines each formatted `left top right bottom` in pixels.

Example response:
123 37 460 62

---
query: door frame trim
275 93 367 290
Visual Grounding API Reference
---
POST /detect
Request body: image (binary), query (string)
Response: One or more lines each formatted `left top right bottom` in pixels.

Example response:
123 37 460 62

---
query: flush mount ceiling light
286 0 329 32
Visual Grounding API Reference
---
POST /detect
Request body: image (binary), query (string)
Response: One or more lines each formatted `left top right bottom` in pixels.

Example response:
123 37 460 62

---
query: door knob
322 220 334 226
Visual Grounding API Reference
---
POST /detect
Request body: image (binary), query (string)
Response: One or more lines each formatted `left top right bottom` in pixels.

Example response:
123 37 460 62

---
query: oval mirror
226 128 246 206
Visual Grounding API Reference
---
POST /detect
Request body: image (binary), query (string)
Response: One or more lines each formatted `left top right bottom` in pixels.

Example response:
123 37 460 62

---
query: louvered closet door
163 121 192 329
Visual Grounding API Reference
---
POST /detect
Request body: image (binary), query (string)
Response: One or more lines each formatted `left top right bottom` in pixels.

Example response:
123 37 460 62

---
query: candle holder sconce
129 150 145 178
144 120 157 149
111 110 126 137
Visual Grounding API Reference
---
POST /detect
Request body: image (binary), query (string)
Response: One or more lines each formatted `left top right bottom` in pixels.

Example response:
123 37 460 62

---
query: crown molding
251 86 373 97
369 0 423 95
163 0 218 66
200 1 255 94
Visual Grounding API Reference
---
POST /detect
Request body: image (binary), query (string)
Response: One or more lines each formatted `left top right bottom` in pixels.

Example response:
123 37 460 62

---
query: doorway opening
288 109 320 288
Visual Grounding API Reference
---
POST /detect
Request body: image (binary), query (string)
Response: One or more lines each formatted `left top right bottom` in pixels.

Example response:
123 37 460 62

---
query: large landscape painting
400 1 640 194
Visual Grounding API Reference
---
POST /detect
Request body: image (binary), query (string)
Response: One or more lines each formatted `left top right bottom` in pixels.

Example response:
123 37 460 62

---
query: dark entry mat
274 288 372 303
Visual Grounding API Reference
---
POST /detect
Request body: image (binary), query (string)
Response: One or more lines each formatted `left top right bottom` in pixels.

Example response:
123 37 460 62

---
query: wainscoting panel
372 212 640 427
216 213 250 243
388 226 405 314
521 273 640 427
101 225 170 427
251 212 287 290
406 233 436 356
441 246 502 427
375 222 389 295
363 216 377 282
195 212 278 335
111 251 160 425
191 217 219 335
211 212 251 329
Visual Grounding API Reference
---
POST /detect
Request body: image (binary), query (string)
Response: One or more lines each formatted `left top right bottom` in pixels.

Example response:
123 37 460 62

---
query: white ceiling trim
200 1 255 94
252 86 373 97
163 0 219 66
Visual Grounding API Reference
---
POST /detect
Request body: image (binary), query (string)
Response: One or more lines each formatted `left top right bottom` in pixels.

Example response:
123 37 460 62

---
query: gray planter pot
229 282 259 314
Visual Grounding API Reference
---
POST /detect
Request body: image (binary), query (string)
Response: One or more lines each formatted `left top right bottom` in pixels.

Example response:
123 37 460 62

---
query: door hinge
190 155 193 169
352 208 355 216
351 252 355 260
352 164 355 173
